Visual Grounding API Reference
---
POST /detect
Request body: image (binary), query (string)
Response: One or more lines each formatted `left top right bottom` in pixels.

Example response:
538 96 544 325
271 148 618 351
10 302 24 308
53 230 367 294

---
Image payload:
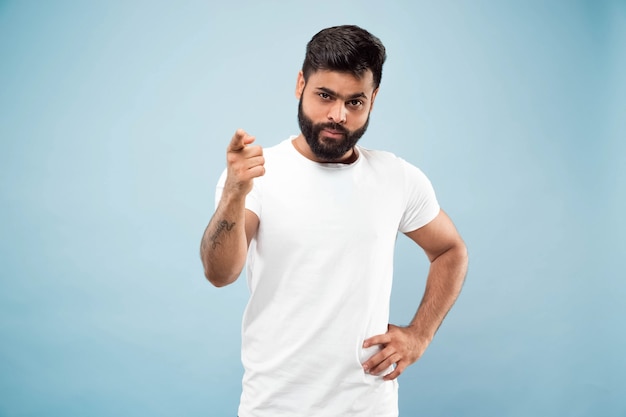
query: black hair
301 25 387 89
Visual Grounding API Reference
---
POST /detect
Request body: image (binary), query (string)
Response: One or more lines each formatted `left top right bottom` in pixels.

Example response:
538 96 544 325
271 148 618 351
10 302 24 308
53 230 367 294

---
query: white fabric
216 137 440 417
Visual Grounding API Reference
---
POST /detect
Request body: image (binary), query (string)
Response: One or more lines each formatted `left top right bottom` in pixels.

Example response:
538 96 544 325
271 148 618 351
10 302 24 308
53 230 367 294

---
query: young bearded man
200 25 468 417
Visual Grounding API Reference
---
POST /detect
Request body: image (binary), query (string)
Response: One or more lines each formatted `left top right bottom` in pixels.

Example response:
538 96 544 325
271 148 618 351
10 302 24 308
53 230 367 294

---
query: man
200 25 468 417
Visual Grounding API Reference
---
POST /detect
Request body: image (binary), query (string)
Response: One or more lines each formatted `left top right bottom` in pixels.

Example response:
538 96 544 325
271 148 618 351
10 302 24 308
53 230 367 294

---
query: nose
328 101 347 124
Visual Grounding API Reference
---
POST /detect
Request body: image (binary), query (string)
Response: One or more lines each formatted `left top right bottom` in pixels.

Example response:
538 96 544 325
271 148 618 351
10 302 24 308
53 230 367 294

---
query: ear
369 87 379 112
295 71 306 99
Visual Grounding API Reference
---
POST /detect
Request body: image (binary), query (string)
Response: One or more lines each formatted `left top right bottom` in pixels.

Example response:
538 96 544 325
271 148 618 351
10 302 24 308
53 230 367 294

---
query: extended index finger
228 128 254 152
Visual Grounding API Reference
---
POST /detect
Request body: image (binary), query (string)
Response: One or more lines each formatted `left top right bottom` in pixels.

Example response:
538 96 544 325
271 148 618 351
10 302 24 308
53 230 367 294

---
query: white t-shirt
216 138 440 417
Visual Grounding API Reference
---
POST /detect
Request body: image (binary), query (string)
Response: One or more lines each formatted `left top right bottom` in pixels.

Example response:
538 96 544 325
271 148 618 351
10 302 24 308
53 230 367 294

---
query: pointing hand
224 129 265 197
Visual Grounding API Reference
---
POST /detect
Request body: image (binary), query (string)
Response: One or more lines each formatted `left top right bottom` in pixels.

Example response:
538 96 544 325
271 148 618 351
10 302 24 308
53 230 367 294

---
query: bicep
404 209 465 262
245 209 259 248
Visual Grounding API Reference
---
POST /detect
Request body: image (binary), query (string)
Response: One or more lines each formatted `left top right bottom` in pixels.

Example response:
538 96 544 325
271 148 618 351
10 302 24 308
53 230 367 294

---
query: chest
256 161 404 248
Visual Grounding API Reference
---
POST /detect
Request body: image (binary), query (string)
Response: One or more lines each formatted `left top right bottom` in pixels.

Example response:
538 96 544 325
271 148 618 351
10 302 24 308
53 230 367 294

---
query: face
295 70 378 162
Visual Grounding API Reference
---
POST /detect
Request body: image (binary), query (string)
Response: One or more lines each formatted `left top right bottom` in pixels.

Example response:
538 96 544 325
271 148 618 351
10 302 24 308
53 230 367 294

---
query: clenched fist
224 128 265 197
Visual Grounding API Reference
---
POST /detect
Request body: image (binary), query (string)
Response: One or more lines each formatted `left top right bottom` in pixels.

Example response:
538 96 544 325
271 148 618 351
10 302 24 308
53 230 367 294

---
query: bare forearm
200 194 248 287
362 212 468 380
201 129 264 286
409 243 468 342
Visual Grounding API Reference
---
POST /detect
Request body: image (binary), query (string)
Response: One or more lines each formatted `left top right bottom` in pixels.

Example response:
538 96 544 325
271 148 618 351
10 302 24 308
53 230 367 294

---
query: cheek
348 111 369 128
302 101 325 120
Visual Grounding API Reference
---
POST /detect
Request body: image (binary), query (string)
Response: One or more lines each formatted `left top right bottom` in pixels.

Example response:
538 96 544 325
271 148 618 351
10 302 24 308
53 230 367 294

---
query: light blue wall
1 1 624 416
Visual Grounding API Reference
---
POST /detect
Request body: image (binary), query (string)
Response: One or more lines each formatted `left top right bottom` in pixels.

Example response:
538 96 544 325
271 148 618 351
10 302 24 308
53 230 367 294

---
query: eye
348 99 363 108
318 92 332 100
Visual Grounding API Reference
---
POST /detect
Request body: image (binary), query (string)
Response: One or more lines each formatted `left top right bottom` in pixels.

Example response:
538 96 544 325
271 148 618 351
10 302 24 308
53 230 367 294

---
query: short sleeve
397 159 440 233
214 169 227 210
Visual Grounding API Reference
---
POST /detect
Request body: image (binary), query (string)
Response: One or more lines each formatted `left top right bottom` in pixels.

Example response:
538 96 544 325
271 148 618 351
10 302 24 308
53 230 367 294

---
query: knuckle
226 153 239 164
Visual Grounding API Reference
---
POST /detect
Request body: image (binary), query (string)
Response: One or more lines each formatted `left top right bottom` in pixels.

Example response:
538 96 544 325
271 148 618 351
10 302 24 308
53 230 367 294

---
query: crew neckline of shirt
287 136 362 170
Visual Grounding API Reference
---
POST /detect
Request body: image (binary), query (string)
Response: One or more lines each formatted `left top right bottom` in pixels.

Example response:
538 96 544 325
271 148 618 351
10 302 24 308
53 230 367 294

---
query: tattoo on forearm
209 220 236 249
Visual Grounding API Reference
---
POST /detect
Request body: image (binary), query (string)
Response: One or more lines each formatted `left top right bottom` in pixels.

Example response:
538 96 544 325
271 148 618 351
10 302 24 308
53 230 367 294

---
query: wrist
220 186 249 205
406 323 434 344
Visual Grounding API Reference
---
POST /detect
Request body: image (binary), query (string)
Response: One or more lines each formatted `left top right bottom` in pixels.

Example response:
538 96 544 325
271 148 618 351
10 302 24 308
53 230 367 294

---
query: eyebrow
315 87 368 101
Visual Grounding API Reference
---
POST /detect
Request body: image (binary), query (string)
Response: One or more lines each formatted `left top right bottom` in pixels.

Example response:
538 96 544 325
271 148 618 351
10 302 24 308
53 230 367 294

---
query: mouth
321 128 346 140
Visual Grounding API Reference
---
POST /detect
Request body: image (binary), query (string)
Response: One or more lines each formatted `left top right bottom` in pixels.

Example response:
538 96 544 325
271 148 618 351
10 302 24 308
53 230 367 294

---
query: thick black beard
297 99 369 162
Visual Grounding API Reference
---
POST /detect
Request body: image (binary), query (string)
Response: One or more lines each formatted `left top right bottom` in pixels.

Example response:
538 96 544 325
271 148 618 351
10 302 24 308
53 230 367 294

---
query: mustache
318 122 349 134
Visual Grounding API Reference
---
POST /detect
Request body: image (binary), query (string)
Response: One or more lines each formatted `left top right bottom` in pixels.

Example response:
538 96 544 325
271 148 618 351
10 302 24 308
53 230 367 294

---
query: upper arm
245 209 259 248
404 209 466 262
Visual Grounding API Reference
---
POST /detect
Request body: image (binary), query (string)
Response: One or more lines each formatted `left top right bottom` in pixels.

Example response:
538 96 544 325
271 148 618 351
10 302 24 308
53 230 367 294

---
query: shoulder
358 146 398 162
264 137 295 154
358 146 427 177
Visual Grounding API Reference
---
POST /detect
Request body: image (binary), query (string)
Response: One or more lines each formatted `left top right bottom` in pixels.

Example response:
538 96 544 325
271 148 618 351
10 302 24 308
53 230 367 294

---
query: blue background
1 1 625 416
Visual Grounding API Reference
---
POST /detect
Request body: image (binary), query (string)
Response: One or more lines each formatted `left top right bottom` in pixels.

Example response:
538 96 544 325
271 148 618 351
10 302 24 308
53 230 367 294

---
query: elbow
435 237 468 265
208 277 231 288
199 246 246 287
459 240 469 263
456 240 469 277
204 271 230 287
203 265 240 288
434 238 468 277
453 236 468 261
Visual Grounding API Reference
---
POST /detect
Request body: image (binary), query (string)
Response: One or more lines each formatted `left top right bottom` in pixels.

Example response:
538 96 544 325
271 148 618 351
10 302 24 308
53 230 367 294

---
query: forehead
306 70 376 94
